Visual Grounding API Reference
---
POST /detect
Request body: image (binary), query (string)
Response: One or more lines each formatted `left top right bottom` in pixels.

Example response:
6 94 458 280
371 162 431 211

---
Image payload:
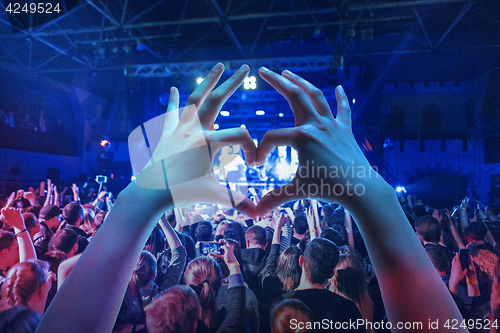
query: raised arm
36 63 257 333
254 68 466 332
1 207 36 261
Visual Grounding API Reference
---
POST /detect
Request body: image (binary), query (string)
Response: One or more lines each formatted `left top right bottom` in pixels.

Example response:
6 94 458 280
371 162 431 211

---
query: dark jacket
33 222 54 258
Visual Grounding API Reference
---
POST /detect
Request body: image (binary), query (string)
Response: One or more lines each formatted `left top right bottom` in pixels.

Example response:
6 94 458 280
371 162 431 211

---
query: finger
259 67 317 124
164 87 179 132
335 85 352 126
282 70 332 118
199 64 250 129
255 127 297 166
182 63 225 122
257 178 303 217
207 127 257 167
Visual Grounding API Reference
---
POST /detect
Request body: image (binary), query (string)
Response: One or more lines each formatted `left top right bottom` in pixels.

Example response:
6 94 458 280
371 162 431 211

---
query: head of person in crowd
79 209 96 237
39 251 67 276
415 215 441 244
51 229 78 258
0 231 18 273
214 221 228 242
300 238 339 287
245 225 267 250
183 257 222 331
62 201 84 227
212 213 226 225
195 221 213 242
131 250 157 292
329 246 373 324
21 213 39 241
0 305 41 333
425 245 451 276
94 211 107 231
271 299 313 333
321 227 347 247
38 205 61 232
293 214 308 238
464 222 488 245
277 246 303 292
0 260 52 314
486 205 500 221
144 226 165 257
146 285 199 333
223 222 246 249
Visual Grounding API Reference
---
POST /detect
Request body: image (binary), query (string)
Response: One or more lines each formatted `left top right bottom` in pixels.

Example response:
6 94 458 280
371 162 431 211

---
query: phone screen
200 242 222 255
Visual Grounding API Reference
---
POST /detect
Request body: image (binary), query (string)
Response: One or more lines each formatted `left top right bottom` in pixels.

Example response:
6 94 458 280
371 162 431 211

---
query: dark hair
487 205 500 218
1 260 50 308
303 238 339 285
0 306 41 333
464 222 488 241
21 213 37 231
415 216 441 243
144 226 166 257
271 299 313 333
277 247 303 292
132 251 157 288
195 221 213 242
183 257 222 329
293 215 308 235
224 222 246 249
62 201 83 226
0 230 16 252
321 227 346 247
425 245 451 273
245 225 267 246
51 229 78 254
39 250 67 274
146 285 199 333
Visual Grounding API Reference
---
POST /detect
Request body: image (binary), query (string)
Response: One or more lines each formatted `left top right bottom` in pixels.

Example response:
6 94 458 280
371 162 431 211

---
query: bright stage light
240 124 246 128
352 98 356 104
214 123 219 130
278 113 284 117
244 76 257 90
396 186 406 193
256 110 265 116
197 77 204 85
220 111 230 116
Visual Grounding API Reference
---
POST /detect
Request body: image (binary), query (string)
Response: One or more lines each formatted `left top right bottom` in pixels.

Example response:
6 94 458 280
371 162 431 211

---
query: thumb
257 178 303 217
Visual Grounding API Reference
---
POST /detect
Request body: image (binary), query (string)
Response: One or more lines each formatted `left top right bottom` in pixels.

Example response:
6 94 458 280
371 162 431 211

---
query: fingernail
260 67 269 73
255 161 263 167
213 62 224 71
283 70 293 76
170 87 175 95
240 64 249 71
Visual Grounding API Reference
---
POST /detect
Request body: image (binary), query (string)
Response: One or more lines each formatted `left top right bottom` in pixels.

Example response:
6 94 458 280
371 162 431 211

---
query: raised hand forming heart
129 63 378 219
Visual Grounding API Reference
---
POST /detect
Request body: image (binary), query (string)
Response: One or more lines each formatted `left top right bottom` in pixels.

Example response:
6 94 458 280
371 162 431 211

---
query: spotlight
352 98 356 104
197 77 204 85
244 76 257 90
240 124 246 129
255 110 265 116
220 111 230 117
278 113 284 117
100 140 110 147
214 123 219 130
395 186 406 193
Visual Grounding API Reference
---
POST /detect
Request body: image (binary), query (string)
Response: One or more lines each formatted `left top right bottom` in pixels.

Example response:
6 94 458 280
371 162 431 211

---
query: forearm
460 210 469 231
159 215 182 249
450 223 465 249
37 181 173 333
342 178 466 332
14 227 36 261
345 211 355 249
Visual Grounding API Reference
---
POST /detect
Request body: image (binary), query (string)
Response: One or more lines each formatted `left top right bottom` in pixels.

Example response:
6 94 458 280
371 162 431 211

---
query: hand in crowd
254 68 374 216
5 191 15 207
132 63 257 218
23 191 37 205
460 197 469 210
1 206 26 231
